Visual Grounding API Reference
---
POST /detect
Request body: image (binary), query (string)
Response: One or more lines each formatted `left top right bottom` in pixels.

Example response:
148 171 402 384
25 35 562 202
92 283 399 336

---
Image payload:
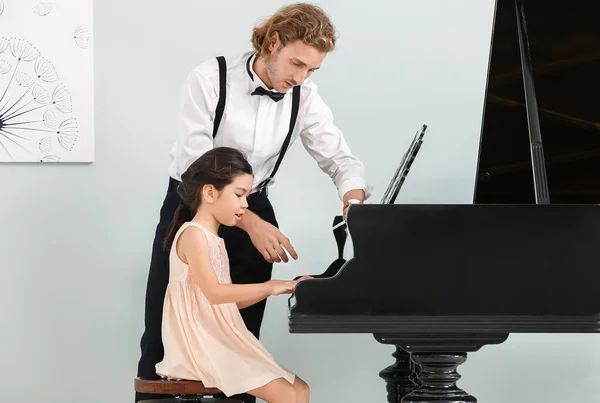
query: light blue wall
2 1 599 402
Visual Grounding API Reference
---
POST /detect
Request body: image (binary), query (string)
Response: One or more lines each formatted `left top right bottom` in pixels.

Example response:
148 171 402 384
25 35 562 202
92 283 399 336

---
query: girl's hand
267 280 298 296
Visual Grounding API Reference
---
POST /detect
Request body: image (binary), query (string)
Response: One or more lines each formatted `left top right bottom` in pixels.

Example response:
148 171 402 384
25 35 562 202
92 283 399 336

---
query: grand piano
288 1 600 402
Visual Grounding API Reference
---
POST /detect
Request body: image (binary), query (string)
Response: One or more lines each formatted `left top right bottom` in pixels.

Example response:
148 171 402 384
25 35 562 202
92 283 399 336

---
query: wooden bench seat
134 377 242 402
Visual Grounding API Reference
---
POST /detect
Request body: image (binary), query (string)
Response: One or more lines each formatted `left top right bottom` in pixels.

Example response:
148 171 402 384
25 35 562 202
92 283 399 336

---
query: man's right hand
247 218 298 263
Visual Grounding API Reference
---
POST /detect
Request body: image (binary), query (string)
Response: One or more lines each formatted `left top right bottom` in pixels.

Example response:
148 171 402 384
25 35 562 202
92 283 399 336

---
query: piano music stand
380 124 427 205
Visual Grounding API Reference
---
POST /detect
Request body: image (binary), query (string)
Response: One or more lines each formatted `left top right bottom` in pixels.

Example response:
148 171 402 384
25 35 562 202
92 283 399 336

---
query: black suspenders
212 56 227 139
256 86 300 191
211 55 301 193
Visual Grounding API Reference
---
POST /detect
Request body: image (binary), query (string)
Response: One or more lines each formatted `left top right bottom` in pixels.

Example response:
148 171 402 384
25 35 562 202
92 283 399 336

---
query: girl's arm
236 296 268 310
180 226 295 305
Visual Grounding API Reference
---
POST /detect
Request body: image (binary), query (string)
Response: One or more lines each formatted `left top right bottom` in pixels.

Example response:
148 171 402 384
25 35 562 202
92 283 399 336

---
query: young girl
155 147 310 403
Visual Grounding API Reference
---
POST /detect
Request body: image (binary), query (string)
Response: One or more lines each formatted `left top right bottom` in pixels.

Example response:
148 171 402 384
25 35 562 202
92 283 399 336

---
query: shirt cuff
337 178 374 202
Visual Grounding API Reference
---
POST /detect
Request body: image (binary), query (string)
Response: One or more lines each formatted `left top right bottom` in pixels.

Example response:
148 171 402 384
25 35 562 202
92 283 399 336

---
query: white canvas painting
0 0 93 163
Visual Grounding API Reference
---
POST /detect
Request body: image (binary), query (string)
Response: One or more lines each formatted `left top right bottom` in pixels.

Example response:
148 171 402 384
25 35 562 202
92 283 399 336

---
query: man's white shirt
168 51 371 201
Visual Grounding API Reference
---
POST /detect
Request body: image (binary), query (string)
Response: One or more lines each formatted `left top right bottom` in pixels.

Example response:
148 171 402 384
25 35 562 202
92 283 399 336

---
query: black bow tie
251 86 285 102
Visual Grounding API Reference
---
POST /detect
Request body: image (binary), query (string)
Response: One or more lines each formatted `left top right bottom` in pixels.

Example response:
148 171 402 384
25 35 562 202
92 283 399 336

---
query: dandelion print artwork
0 0 94 163
32 1 52 17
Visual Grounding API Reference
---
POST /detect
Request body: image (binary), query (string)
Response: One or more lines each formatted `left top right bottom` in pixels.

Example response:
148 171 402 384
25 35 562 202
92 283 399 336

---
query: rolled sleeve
298 88 373 201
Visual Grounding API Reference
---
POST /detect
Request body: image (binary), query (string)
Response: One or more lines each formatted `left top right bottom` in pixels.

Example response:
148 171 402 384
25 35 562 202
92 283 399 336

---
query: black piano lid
474 0 600 204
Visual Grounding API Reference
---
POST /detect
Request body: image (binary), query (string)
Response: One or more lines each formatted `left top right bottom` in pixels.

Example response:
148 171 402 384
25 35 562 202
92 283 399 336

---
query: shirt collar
246 53 267 87
245 52 289 95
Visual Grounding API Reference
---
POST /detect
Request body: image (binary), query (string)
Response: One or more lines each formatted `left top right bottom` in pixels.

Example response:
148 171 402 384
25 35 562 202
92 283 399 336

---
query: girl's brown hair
163 147 253 250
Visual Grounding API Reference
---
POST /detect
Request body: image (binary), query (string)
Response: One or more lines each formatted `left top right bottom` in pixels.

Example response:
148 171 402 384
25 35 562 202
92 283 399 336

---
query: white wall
2 0 599 402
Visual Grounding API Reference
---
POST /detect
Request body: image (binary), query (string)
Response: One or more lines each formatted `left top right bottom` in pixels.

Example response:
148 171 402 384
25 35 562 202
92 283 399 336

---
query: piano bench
134 377 242 402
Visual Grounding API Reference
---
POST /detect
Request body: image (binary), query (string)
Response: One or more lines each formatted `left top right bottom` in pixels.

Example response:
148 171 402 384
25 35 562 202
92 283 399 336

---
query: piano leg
405 352 475 403
374 333 509 403
378 346 416 402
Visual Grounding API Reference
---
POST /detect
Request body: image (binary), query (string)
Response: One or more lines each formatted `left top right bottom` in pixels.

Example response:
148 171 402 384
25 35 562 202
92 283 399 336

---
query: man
136 3 371 402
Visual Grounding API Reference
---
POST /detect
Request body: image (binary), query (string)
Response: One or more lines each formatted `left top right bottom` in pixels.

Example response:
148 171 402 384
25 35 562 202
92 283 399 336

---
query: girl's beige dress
155 221 295 396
